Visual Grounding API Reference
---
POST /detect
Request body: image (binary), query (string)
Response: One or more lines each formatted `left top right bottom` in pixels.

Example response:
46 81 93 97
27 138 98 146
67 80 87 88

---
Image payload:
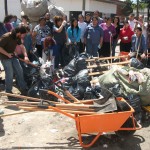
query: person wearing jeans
0 26 28 96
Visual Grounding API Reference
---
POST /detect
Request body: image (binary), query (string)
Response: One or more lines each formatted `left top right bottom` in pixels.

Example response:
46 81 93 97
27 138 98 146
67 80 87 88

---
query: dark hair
53 16 63 27
39 17 46 22
136 27 142 32
11 26 27 39
21 15 30 22
123 20 129 24
113 16 120 26
105 17 112 21
3 15 13 23
94 10 100 15
86 13 91 16
92 16 98 21
13 15 17 19
71 18 79 37
129 13 135 17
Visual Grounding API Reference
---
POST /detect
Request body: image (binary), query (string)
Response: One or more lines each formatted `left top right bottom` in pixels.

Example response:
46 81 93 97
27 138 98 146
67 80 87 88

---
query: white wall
88 0 117 14
0 0 21 22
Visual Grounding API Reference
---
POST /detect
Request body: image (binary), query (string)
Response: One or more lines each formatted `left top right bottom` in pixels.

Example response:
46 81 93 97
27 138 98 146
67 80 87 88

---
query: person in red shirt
119 20 134 52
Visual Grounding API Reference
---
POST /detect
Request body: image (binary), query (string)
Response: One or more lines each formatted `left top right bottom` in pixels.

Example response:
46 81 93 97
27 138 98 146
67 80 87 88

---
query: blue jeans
112 39 118 56
86 42 99 57
1 58 27 93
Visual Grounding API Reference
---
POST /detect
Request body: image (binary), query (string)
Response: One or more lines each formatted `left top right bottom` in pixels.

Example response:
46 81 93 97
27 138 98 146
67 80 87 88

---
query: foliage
121 0 133 16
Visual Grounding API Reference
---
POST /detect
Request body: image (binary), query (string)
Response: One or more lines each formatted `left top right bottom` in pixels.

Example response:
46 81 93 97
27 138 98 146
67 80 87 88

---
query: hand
7 53 13 58
62 20 67 26
24 56 29 62
141 53 146 59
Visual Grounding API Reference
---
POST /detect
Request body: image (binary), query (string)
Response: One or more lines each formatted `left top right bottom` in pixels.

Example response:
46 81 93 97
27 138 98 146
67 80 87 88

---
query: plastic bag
130 58 144 69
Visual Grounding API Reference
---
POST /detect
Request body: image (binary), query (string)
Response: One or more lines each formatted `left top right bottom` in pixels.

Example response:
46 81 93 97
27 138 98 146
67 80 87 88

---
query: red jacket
119 26 134 43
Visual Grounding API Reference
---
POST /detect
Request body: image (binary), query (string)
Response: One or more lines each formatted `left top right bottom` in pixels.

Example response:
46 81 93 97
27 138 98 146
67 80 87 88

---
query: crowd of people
0 11 150 114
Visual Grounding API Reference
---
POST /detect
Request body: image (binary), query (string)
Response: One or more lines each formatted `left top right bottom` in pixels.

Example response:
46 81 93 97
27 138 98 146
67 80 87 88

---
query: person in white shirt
128 13 136 31
78 14 87 53
135 15 148 39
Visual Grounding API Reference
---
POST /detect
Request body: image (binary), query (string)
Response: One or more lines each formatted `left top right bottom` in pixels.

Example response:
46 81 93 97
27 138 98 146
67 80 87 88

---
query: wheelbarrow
1 91 142 148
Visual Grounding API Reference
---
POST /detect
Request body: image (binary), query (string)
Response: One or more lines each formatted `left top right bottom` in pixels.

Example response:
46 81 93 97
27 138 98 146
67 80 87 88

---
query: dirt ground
0 64 150 150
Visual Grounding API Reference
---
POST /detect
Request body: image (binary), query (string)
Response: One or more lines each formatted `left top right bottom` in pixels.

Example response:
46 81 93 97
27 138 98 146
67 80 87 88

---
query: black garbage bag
69 44 79 61
84 87 97 100
28 77 57 101
130 58 144 69
72 69 91 88
109 84 122 97
75 57 87 73
63 58 77 77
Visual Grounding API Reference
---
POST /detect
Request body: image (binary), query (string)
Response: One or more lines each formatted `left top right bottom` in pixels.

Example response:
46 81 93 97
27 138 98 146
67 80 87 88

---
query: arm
20 45 29 61
0 47 13 58
76 28 81 42
53 21 66 33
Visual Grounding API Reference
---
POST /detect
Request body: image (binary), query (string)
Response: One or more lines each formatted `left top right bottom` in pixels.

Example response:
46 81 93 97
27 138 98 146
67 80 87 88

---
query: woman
84 16 103 57
84 13 91 26
100 17 116 57
53 16 67 69
78 14 87 53
119 20 134 52
19 15 32 33
32 17 51 57
112 16 120 56
67 18 81 45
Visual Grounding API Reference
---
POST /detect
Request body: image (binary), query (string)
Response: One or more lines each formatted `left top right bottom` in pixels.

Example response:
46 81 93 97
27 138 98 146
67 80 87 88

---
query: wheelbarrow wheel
115 117 137 137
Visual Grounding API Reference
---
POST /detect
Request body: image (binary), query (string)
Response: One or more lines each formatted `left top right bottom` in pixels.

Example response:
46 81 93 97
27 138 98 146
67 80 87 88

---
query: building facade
0 0 125 22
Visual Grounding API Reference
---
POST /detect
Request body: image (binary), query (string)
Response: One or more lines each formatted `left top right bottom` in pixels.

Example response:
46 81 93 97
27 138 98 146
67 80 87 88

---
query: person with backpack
84 16 103 57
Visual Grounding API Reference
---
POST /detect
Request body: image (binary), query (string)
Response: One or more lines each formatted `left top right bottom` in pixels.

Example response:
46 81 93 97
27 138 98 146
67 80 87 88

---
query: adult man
0 26 28 96
45 13 54 34
130 27 147 60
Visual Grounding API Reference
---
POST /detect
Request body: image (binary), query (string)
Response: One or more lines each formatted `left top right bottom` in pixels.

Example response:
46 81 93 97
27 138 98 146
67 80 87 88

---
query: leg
92 44 99 57
86 42 92 56
1 59 13 93
12 58 27 92
112 39 118 56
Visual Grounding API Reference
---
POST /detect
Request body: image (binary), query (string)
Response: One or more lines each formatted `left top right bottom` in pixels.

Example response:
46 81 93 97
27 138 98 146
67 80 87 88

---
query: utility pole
136 0 139 18
82 0 86 16
4 0 8 16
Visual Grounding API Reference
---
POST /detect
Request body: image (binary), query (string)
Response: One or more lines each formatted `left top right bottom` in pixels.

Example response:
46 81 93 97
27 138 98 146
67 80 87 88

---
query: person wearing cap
85 13 91 26
32 17 51 57
0 26 28 96
119 20 134 52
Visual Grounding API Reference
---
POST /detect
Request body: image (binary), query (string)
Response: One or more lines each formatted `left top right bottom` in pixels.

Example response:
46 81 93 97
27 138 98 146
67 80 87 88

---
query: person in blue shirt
130 27 147 59
84 16 103 57
67 18 81 44
0 22 7 37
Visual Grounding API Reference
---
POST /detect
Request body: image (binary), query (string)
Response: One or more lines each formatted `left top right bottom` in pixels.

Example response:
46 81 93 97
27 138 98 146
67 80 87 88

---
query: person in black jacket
45 13 54 35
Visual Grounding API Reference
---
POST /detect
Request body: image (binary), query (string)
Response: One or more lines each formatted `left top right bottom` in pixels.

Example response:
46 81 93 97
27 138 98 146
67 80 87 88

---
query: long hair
71 18 79 37
113 16 120 26
53 16 63 28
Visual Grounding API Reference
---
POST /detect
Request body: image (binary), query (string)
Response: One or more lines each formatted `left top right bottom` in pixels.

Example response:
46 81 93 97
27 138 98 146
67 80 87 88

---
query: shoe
0 109 4 115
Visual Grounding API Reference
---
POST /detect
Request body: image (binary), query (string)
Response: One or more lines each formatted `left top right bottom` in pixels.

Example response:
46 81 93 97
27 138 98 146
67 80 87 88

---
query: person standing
93 10 104 25
45 13 54 35
84 16 103 57
112 16 120 56
3 15 14 32
119 20 134 52
100 17 116 57
78 14 87 53
53 16 67 69
128 13 136 31
0 26 28 96
32 17 51 58
84 13 91 26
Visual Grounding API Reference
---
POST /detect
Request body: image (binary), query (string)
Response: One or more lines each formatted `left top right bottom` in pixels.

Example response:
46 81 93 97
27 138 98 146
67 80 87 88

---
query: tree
121 0 133 16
